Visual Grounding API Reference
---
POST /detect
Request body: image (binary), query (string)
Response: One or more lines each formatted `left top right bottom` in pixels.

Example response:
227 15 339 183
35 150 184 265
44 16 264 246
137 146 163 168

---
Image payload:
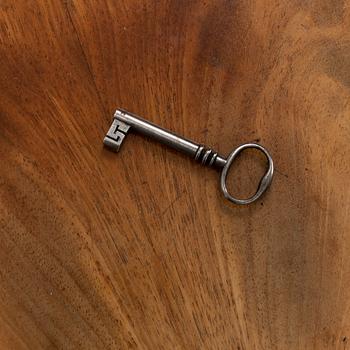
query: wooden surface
1 1 350 349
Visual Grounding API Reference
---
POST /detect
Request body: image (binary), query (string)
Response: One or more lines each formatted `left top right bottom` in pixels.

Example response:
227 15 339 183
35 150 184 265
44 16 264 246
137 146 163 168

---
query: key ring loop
220 143 274 205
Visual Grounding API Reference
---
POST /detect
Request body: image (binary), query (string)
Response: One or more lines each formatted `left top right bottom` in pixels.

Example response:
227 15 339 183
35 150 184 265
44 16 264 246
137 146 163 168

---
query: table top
1 1 350 349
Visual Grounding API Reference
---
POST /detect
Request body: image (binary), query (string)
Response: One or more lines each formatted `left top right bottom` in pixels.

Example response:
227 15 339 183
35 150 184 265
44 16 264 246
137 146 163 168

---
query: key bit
103 115 131 152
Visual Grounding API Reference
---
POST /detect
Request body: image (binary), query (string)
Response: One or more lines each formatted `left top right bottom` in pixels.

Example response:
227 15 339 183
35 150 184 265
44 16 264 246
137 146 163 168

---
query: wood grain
1 1 350 349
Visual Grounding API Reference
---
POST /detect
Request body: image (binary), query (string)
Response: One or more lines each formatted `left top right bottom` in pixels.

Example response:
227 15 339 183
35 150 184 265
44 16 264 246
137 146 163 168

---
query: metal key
103 109 274 205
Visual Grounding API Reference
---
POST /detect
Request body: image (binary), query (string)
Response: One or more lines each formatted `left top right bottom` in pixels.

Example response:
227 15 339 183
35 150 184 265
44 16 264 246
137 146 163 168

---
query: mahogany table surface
1 1 350 349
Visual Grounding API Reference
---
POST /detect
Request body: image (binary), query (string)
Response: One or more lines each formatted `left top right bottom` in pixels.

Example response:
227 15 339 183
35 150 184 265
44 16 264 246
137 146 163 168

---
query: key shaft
106 109 227 167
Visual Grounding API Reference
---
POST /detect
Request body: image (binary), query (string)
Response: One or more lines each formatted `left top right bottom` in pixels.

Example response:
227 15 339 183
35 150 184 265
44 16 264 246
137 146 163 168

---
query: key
103 109 274 205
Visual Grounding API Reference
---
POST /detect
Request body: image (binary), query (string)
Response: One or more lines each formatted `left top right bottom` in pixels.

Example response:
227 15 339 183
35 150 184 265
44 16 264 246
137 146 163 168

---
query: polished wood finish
1 1 350 349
